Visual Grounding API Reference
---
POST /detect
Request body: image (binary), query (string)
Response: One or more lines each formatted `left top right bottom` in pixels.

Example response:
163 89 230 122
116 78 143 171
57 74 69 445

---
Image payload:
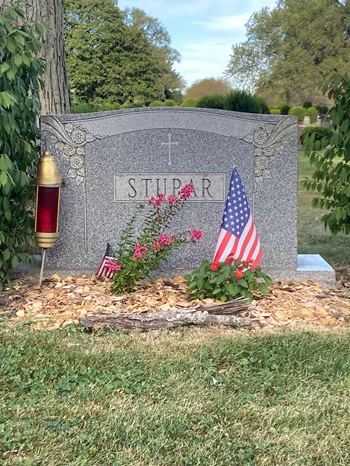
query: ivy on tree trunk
2 0 71 114
0 3 45 288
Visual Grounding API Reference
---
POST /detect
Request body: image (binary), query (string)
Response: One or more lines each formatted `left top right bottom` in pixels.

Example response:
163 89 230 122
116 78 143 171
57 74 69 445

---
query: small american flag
96 242 114 278
213 167 262 269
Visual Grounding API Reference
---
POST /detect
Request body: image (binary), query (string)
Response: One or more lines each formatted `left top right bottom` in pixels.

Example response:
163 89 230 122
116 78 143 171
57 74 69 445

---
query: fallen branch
197 298 249 315
79 299 251 333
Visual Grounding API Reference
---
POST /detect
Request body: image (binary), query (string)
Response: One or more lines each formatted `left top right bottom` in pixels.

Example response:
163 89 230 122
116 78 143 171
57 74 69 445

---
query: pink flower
180 184 194 200
151 233 177 252
190 229 202 242
133 243 148 260
148 196 156 205
167 194 178 204
155 193 165 206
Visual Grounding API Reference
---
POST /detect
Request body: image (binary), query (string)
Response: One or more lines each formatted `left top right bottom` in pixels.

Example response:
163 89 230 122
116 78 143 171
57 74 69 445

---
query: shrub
185 259 273 302
197 94 226 109
110 185 202 294
181 98 198 107
98 102 121 111
149 100 164 107
300 126 334 147
0 4 45 289
289 106 306 121
121 102 136 108
164 99 176 106
315 105 329 115
224 90 270 114
306 107 318 124
280 104 291 115
303 101 313 108
269 108 281 115
72 102 99 113
254 95 270 114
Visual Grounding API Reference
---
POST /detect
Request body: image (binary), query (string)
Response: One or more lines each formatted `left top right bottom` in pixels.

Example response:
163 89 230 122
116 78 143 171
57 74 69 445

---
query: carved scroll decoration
41 116 108 252
41 116 106 186
239 117 296 191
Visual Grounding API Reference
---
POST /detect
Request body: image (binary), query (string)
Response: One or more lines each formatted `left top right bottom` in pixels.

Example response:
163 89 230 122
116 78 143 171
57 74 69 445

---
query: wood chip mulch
1 268 350 331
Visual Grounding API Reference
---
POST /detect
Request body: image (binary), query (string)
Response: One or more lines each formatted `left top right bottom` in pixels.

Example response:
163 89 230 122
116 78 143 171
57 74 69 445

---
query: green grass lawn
298 151 350 267
1 325 350 466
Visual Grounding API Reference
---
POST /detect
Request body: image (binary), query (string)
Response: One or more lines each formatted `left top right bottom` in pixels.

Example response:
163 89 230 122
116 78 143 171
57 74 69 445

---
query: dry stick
79 299 251 333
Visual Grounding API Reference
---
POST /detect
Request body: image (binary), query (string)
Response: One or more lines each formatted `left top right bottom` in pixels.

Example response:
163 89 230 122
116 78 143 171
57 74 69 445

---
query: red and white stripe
213 216 262 270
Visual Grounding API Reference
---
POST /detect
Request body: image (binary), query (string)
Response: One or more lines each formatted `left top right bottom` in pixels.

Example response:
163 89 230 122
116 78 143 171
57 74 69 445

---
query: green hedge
289 106 306 121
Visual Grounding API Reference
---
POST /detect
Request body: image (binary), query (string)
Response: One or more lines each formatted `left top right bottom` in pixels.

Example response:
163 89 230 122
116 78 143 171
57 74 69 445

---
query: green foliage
280 104 291 115
164 99 176 106
302 72 350 235
72 102 99 113
0 4 45 289
289 106 306 121
298 150 349 266
300 126 334 147
316 104 329 115
185 259 273 302
225 1 350 104
181 98 198 107
269 107 281 114
303 101 313 108
111 186 202 294
306 106 318 123
72 100 130 113
121 102 143 109
149 100 163 107
98 102 121 111
225 90 270 114
197 93 226 109
65 0 183 105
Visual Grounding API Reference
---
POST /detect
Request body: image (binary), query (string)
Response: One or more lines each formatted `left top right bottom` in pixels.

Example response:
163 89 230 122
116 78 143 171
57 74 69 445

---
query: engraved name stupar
114 173 226 202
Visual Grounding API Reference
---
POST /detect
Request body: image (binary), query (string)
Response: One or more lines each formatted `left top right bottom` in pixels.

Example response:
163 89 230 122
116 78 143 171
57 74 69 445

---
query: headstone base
265 254 336 288
12 255 336 289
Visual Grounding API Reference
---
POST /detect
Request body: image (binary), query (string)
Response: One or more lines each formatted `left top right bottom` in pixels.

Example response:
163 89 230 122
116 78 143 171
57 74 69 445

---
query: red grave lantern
34 150 62 249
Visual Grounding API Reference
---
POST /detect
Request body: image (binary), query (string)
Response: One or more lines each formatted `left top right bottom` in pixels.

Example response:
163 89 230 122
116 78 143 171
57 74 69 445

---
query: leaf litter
0 269 349 331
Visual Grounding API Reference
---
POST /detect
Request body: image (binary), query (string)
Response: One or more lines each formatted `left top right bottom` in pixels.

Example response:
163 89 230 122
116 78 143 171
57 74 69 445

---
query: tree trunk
25 0 71 114
3 0 71 114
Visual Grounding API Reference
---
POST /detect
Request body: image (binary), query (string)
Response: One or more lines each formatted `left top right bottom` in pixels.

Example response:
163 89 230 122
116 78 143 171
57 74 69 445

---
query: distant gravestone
40 107 334 285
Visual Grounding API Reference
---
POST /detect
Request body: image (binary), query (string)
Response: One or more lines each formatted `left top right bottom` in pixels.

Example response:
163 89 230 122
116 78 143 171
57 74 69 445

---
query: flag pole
39 248 46 287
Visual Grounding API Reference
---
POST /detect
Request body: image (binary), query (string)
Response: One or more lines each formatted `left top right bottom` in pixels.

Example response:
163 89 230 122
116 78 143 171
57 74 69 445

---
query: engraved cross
161 132 179 166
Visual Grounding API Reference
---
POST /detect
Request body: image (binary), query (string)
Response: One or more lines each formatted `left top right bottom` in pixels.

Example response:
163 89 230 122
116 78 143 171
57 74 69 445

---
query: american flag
96 242 114 278
213 167 262 269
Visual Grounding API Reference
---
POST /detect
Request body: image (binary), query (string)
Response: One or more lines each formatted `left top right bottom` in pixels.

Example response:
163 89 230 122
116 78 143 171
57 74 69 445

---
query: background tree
226 0 350 104
65 0 182 105
3 0 71 114
184 78 232 100
124 7 184 102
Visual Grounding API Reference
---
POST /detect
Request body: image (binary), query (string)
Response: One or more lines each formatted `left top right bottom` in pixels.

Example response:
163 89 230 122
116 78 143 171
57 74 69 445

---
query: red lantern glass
35 186 60 233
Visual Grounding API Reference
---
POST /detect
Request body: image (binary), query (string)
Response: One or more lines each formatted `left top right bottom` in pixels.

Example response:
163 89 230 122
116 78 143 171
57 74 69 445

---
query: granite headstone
40 107 334 285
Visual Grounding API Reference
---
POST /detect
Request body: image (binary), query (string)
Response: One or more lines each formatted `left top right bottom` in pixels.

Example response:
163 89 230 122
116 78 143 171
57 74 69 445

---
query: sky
117 0 278 89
